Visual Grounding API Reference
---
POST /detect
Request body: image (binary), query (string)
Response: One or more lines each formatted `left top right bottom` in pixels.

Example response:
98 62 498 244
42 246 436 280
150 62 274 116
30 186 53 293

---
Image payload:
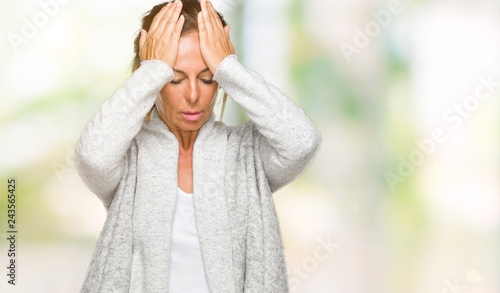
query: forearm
212 55 321 192
212 55 321 160
74 60 173 203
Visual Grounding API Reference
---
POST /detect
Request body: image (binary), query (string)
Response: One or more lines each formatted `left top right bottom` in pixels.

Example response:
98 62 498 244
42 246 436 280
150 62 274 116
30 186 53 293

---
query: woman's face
157 31 219 133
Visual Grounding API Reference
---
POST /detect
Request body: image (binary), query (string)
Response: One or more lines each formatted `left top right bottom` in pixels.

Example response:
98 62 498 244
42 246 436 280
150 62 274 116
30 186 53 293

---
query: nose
186 79 199 104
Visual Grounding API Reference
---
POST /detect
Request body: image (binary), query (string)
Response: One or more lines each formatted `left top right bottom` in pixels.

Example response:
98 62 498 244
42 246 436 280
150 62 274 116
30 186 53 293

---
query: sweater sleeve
212 55 322 193
74 60 174 209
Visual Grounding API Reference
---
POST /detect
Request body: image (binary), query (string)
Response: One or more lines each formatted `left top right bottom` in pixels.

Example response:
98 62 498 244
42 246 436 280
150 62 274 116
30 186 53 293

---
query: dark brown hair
131 0 229 121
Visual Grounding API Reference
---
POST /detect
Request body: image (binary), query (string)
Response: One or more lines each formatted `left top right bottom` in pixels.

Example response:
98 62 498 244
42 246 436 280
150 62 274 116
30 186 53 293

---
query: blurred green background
1 0 499 292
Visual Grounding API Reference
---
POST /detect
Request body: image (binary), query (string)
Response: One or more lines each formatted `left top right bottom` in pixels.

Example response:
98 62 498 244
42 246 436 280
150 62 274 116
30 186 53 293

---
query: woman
75 0 321 292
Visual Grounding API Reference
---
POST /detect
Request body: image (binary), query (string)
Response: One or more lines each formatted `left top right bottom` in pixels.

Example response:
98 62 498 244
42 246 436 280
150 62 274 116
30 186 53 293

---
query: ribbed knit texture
75 54 321 292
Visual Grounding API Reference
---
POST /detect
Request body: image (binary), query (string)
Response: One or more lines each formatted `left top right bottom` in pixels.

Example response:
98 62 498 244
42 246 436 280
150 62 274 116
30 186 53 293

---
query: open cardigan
74 54 322 292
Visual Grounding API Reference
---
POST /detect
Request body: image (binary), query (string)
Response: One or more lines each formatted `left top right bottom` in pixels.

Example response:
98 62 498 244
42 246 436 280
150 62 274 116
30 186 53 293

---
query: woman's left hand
198 0 235 75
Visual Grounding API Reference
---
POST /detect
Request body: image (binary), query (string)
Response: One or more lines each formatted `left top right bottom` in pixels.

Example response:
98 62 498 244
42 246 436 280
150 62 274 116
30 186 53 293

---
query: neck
172 128 197 153
159 115 199 153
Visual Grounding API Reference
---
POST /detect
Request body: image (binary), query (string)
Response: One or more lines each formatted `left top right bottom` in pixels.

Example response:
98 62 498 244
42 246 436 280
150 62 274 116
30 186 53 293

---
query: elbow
73 142 123 209
311 127 322 156
74 139 116 175
287 110 322 158
74 141 101 176
295 124 322 161
73 141 88 176
303 128 321 168
74 156 119 210
74 144 125 185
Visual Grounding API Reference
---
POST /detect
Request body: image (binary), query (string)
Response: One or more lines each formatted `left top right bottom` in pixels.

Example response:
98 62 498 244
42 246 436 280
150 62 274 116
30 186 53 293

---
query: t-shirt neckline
178 186 193 196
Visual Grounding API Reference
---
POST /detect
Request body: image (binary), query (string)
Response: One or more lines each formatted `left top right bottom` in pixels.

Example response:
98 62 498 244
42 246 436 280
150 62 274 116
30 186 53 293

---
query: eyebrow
173 68 210 75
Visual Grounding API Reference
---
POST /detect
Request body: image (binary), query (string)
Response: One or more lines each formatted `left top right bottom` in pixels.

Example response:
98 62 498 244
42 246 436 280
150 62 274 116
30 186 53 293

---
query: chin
181 122 203 131
180 115 207 130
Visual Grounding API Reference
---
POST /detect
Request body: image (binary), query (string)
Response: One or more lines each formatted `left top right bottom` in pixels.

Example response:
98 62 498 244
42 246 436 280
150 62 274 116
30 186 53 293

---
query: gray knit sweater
75 54 321 292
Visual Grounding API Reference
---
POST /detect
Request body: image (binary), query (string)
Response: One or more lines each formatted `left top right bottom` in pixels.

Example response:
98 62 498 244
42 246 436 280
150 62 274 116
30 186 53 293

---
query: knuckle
152 31 161 39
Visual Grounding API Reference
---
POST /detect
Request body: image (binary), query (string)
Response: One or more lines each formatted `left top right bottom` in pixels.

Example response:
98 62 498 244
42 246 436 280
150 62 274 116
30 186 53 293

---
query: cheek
159 88 179 105
201 86 218 101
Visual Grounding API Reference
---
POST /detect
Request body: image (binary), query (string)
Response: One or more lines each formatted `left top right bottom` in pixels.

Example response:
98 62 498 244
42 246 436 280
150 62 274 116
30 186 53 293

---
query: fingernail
177 0 182 6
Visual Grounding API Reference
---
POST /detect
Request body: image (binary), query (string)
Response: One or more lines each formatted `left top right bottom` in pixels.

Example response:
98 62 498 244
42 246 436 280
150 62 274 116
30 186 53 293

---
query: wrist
213 54 238 82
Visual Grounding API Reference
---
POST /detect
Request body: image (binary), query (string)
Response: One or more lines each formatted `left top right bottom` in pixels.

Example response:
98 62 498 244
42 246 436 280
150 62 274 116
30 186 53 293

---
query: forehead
174 32 208 73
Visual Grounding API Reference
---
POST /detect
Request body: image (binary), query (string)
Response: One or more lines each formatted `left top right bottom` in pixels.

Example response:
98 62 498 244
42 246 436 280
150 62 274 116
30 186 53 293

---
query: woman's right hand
139 0 185 68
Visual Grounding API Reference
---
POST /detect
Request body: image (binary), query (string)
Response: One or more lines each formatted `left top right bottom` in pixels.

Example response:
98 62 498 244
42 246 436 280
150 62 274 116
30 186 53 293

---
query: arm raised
76 1 184 209
213 55 322 193
75 60 173 209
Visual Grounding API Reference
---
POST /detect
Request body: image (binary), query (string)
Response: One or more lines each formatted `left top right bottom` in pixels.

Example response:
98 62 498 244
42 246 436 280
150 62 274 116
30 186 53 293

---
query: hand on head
139 0 235 74
139 0 185 68
197 0 235 74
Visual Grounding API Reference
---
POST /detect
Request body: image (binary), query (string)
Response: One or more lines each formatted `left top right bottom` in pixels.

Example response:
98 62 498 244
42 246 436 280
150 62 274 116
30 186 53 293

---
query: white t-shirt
168 187 210 293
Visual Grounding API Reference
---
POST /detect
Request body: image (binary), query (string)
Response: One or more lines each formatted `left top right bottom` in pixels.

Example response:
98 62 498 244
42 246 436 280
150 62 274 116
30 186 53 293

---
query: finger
207 0 224 31
204 0 219 34
200 0 214 38
172 15 185 42
224 25 229 35
157 0 183 37
198 11 206 36
149 3 172 33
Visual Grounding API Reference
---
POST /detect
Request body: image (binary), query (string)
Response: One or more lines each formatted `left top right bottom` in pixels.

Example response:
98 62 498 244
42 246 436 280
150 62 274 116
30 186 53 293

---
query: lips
182 111 202 121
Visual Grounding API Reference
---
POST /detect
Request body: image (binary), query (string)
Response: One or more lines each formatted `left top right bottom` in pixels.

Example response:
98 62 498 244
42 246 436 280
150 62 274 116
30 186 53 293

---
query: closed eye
169 79 214 85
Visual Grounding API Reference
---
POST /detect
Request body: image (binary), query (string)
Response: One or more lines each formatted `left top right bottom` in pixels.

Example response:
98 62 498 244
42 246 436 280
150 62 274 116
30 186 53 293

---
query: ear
224 25 230 35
